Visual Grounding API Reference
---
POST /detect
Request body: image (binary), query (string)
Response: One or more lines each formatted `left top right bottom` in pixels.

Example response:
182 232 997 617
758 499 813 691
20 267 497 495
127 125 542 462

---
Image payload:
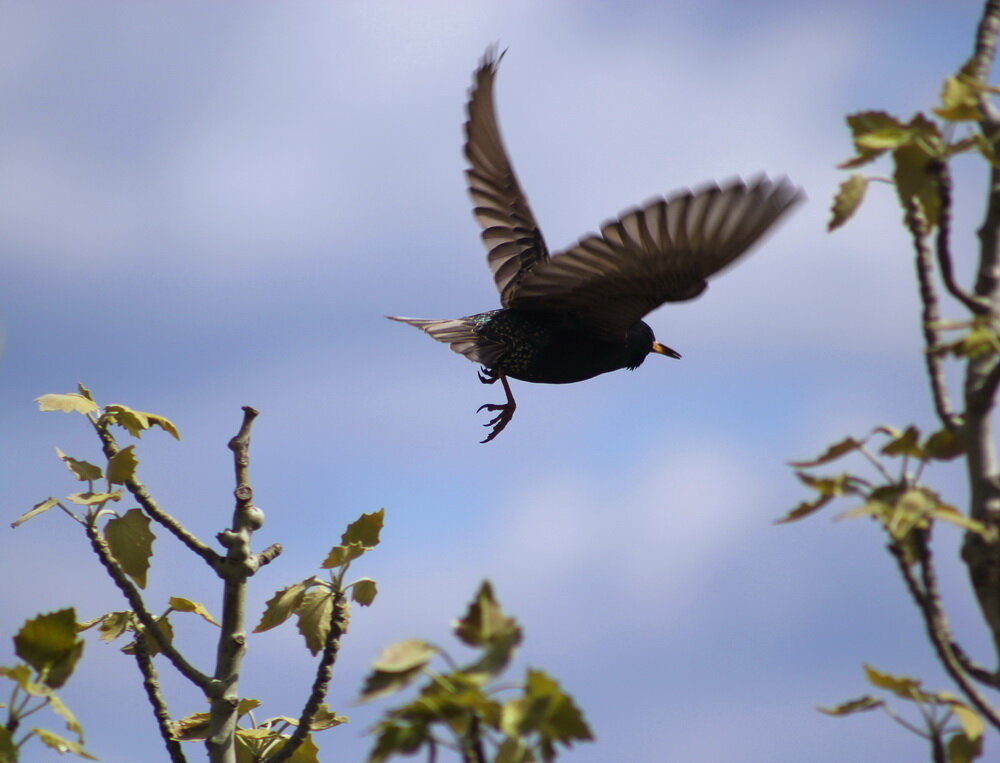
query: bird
389 48 803 443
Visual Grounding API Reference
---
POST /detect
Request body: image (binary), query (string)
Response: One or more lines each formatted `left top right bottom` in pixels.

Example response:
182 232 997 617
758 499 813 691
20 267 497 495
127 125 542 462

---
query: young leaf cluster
0 609 94 761
169 699 347 763
829 72 994 232
778 425 986 555
362 581 593 762
821 665 984 762
14 385 179 533
254 509 384 655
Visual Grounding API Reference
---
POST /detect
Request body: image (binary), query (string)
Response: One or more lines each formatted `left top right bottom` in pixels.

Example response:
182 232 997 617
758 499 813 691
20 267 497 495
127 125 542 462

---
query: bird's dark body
470 309 652 384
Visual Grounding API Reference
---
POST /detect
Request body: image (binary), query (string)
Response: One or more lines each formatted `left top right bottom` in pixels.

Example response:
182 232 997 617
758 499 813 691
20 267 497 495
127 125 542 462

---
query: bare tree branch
969 0 1000 128
903 199 962 431
934 163 988 315
890 537 1000 730
84 520 213 689
131 628 187 763
206 406 262 763
963 0 1000 669
92 421 222 569
264 591 349 763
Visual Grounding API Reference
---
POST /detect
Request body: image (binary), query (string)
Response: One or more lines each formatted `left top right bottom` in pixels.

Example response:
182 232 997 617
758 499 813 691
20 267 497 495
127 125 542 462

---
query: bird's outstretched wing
505 176 803 334
465 47 550 307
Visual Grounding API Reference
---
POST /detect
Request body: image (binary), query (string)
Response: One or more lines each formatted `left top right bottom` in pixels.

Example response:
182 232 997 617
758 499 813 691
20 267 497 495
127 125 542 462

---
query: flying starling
390 49 802 442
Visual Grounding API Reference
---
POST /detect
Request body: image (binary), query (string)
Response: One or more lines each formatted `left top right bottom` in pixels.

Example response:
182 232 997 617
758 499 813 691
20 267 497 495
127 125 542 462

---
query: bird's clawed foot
477 400 516 443
476 369 516 443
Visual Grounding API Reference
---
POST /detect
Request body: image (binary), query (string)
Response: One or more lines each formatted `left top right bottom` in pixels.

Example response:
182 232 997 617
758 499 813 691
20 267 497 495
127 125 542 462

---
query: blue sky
1 1 994 761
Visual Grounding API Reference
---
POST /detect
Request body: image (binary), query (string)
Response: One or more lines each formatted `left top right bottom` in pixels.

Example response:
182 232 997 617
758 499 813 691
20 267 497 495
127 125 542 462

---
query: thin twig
903 199 962 431
949 639 1000 687
264 590 349 763
933 162 988 315
92 421 221 569
84 520 213 689
131 627 188 763
256 543 284 568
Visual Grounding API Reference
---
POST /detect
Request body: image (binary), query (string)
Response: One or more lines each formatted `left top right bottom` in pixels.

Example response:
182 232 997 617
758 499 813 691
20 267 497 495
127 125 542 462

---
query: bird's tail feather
386 316 504 367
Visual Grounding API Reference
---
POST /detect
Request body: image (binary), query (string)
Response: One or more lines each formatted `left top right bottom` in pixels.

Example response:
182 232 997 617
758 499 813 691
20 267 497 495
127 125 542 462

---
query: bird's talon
478 367 499 385
477 397 516 442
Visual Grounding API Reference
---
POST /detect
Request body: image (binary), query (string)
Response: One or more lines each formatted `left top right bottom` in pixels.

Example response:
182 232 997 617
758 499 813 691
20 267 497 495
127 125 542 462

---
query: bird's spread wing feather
386 316 506 367
505 176 803 334
465 47 550 307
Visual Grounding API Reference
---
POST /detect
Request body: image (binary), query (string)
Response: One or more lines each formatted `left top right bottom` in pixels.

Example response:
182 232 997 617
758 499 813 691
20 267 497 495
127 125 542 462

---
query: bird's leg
477 370 516 443
478 366 499 384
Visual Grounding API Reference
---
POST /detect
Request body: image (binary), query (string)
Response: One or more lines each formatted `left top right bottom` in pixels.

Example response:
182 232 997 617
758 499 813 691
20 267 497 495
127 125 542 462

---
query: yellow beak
651 341 681 359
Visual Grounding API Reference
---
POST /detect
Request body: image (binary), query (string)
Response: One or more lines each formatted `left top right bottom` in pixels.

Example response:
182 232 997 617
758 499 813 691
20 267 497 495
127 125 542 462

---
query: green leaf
48 692 84 737
829 175 868 232
864 664 929 701
33 728 97 760
934 75 983 122
146 412 180 440
817 695 884 715
0 664 34 692
321 542 367 569
501 669 593 752
930 502 994 538
893 114 944 227
76 384 95 403
101 405 179 439
254 580 314 633
271 733 320 763
236 698 261 718
122 616 173 657
924 428 964 461
12 497 60 528
948 731 984 763
367 721 428 762
55 449 103 482
169 597 220 626
851 113 913 150
171 711 210 741
359 640 438 703
948 701 984 743
102 404 149 437
106 445 138 484
774 494 834 524
296 587 336 656
66 491 122 506
96 612 132 642
795 472 856 497
351 578 378 607
341 509 385 548
880 425 923 458
36 393 99 416
0 727 16 762
373 640 438 674
307 705 348 731
454 581 521 648
104 508 154 588
789 437 866 468
14 609 84 689
261 705 347 731
953 325 1000 358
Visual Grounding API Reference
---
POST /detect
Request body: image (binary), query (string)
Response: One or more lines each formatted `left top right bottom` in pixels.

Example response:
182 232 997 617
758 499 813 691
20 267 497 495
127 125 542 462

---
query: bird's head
626 321 681 369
